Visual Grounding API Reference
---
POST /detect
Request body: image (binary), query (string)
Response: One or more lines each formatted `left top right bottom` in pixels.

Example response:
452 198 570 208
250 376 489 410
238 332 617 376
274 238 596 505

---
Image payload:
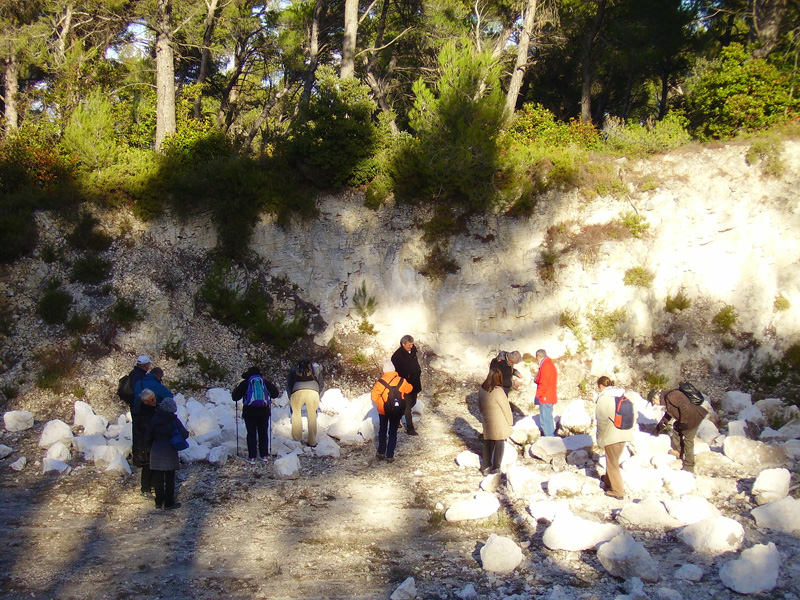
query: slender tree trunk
503 0 538 121
363 0 398 131
580 0 606 123
300 0 326 112
55 2 73 67
245 85 291 149
621 64 633 120
194 0 220 119
341 0 358 78
3 56 19 134
752 0 787 58
657 58 671 120
155 0 177 152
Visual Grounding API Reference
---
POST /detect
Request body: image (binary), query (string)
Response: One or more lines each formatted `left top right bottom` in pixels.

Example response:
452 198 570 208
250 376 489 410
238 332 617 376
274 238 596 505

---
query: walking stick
235 399 239 457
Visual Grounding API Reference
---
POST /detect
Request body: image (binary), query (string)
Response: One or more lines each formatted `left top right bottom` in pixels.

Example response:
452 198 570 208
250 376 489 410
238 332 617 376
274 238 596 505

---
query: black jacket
144 410 188 471
232 367 279 418
391 346 422 395
131 400 158 467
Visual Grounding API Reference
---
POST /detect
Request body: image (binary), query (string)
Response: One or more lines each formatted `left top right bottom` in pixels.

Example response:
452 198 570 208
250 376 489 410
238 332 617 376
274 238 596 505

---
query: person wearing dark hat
648 388 708 473
144 397 188 509
232 366 279 464
489 350 523 396
391 335 423 435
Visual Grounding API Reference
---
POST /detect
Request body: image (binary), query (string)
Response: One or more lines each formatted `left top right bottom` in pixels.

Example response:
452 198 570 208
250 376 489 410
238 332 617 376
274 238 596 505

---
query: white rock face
9 456 27 471
752 468 790 505
542 510 622 551
750 496 800 534
38 420 74 449
273 452 301 479
597 533 659 583
0 444 12 459
480 533 523 573
445 492 500 522
529 437 567 461
722 436 787 468
721 391 752 414
389 577 417 600
45 441 72 462
618 497 682 531
674 564 704 582
719 543 781 595
679 516 744 555
3 410 34 431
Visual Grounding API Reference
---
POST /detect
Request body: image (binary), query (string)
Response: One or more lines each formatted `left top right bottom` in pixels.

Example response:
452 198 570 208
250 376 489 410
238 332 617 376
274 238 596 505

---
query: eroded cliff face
238 142 800 385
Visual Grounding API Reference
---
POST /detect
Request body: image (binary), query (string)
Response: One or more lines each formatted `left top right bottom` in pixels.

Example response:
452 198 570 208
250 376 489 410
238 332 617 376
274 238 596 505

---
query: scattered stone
752 468 790 505
42 458 71 475
480 472 502 492
719 543 781 595
655 588 682 600
273 452 301 479
45 441 72 462
738 404 766 427
390 577 417 600
722 436 787 468
558 400 594 435
566 449 589 466
104 453 131 476
547 471 588 498
505 465 545 498
445 492 500 522
663 496 720 525
10 456 26 471
455 450 481 469
662 469 696 497
457 583 478 600
674 564 704 582
208 446 229 467
750 496 800 534
528 500 571 523
679 516 744 555
3 410 34 432
618 466 663 496
721 391 752 414
782 439 800 460
510 416 541 445
313 435 341 458
480 533 523 573
596 533 659 582
617 497 682 531
529 437 567 461
693 451 742 477
0 444 12 459
39 420 74 449
542 510 621 551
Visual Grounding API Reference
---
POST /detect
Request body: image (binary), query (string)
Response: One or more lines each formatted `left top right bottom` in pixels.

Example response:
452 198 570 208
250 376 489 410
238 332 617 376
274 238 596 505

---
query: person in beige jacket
478 368 514 475
595 376 636 499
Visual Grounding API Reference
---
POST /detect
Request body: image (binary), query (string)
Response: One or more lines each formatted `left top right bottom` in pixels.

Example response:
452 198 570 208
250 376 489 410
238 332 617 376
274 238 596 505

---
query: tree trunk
503 0 538 121
300 0 326 112
341 0 358 79
3 56 19 134
752 0 787 58
155 0 176 152
55 2 73 67
362 0 398 131
580 0 606 123
194 0 220 119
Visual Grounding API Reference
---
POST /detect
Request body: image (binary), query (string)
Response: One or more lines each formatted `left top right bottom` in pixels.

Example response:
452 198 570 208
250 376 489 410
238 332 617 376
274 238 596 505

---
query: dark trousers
243 412 269 459
140 465 152 493
403 391 418 431
152 469 176 508
482 439 505 471
673 425 699 470
378 412 403 458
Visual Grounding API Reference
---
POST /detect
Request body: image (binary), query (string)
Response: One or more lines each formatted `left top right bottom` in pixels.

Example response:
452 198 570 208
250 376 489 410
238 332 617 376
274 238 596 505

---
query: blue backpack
245 375 269 407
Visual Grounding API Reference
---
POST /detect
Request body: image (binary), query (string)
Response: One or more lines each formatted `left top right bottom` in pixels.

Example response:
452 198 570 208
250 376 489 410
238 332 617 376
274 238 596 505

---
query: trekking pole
235 400 239 458
267 407 272 459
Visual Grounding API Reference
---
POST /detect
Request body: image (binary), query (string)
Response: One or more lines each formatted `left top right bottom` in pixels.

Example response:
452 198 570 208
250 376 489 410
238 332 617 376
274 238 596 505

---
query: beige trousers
603 441 626 497
290 389 320 446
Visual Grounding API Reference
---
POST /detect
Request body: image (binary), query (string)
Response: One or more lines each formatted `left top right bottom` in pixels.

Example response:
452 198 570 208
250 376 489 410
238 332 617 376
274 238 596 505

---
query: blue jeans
539 401 555 437
378 412 403 458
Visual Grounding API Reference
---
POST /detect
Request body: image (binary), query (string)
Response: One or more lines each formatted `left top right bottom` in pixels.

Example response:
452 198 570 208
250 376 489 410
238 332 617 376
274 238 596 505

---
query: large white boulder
73 434 106 457
3 410 34 431
750 496 800 534
480 534 523 573
455 450 481 469
73 401 96 428
597 533 659 582
529 436 567 461
274 452 301 479
39 420 74 449
509 416 541 445
506 465 546 498
445 492 500 522
722 436 787 468
179 438 210 463
529 500 572 523
208 446 229 466
663 496 720 525
662 469 696 497
719 543 781 595
82 414 109 436
720 391 752 414
313 434 341 458
738 404 766 427
389 577 417 600
617 497 682 531
42 458 71 474
679 516 744 555
562 434 593 452
104 453 132 476
628 431 671 457
542 510 621 551
752 468 790 505
45 441 72 462
558 399 594 434
547 472 589 498
696 419 720 444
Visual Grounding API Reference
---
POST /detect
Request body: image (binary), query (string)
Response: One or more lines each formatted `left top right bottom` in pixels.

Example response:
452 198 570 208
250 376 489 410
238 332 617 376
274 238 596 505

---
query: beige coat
479 386 513 440
596 386 637 448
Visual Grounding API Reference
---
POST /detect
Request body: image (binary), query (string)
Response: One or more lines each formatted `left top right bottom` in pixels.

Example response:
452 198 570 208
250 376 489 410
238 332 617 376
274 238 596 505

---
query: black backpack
117 374 134 405
678 382 705 406
611 394 635 430
378 377 406 418
295 360 315 382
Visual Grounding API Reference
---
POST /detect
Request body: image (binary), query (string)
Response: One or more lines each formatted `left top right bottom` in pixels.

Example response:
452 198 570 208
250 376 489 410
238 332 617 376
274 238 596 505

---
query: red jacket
371 372 413 415
534 357 558 404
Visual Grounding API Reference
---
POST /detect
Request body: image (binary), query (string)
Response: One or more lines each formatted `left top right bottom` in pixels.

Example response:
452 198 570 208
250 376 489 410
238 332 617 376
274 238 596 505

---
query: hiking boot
406 428 418 436
259 456 270 462
480 467 491 476
682 465 695 474
668 449 680 458
386 457 396 463
246 457 257 465
164 503 182 510
375 453 385 460
605 491 624 500
140 490 153 499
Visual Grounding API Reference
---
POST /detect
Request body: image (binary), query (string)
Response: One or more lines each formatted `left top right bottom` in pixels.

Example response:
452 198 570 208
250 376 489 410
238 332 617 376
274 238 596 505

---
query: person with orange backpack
232 366 279 464
371 360 413 463
595 375 636 499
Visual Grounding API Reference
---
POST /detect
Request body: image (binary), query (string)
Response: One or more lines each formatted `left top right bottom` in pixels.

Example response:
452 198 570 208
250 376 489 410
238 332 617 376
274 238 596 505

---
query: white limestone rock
663 496 720 525
480 472 502 492
618 497 682 531
562 434 593 452
457 583 478 600
597 533 659 583
81 414 109 436
313 435 341 458
506 465 546 498
662 469 696 497
445 492 500 522
73 400 96 428
558 399 594 434
782 439 800 460
104 453 132 476
179 438 210 463
480 533 523 573
208 446 229 467
273 452 301 479
655 588 682 600
620 467 664 496
722 436 788 468
738 404 766 427
542 510 622 551
721 391 752 414
628 431 671 457
719 543 781 595
107 437 132 458
509 416 541 445
696 419 720 444
750 496 800 534
38 419 74 449
674 564 704 582
547 472 589 498
650 454 679 469
528 500 571 523
679 516 744 555
529 436 567 461
0 444 12 459
3 410 34 432
42 458 71 474
73 434 107 457
389 577 417 600
455 450 481 469
45 441 72 462
500 440 519 467
752 468 790 505
10 456 27 471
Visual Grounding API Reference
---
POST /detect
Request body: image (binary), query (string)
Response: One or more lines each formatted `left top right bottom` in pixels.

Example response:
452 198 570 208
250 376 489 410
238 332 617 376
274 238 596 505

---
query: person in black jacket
131 388 159 497
391 335 423 436
489 350 522 396
128 355 151 396
144 398 188 510
232 366 279 464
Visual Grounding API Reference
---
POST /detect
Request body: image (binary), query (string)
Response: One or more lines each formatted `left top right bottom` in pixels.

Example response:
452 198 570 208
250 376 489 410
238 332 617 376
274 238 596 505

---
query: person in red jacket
534 348 558 437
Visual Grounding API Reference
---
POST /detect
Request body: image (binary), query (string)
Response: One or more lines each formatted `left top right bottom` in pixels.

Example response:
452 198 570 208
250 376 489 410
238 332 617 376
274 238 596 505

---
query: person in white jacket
595 376 637 499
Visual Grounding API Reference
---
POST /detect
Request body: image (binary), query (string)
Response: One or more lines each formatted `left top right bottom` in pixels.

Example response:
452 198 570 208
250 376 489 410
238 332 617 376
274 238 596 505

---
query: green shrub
364 175 392 209
353 281 377 319
624 266 654 288
665 289 691 313
65 310 92 334
644 372 669 389
774 296 790 312
616 211 650 238
1 383 19 399
418 244 460 280
110 297 144 329
504 103 601 149
62 90 119 171
0 199 38 264
746 136 785 178
712 305 738 333
70 254 112 284
164 337 191 366
66 212 113 252
602 113 691 156
587 307 627 341
783 342 800 371
37 287 73 324
194 352 230 382
40 243 66 263
559 310 587 353
36 346 78 391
